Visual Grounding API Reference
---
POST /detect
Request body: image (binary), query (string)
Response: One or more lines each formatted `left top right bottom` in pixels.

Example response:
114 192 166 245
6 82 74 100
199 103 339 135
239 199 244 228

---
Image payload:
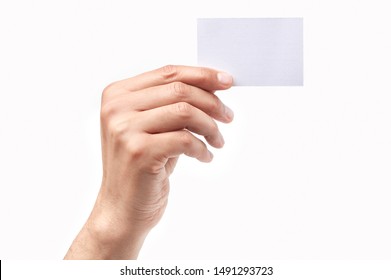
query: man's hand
64 65 234 259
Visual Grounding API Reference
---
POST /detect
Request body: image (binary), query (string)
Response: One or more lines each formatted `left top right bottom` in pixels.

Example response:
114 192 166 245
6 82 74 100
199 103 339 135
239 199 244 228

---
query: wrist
64 199 150 260
83 203 149 259
65 215 148 260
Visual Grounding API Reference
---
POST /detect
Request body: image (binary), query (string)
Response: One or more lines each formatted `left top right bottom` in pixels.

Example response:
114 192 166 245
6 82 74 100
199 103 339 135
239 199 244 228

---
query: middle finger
124 82 234 123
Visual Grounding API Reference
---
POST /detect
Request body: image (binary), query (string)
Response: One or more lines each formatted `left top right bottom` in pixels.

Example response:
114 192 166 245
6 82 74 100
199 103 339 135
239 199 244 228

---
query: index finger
118 65 233 92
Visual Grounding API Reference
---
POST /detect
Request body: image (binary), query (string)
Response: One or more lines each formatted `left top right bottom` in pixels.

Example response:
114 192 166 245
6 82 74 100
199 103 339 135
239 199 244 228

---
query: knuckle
209 120 219 134
141 156 166 175
105 120 129 146
143 165 163 176
179 131 193 147
173 102 192 118
210 96 223 114
100 102 117 124
126 136 147 160
160 64 178 81
197 67 211 84
101 82 119 101
171 82 188 100
110 120 127 138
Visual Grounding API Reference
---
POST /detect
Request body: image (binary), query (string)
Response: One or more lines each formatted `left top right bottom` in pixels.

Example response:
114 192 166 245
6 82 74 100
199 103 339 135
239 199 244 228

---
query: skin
64 65 234 259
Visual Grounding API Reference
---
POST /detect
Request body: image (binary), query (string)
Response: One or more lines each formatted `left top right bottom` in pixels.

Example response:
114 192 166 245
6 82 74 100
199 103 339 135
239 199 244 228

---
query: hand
64 65 234 259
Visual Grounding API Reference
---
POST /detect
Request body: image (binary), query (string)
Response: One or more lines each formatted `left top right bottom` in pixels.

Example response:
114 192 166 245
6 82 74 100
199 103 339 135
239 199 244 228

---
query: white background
0 0 390 260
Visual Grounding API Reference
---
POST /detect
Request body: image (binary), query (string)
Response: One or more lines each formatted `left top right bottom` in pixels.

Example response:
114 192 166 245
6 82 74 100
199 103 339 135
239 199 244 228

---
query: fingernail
224 105 234 120
208 150 214 159
218 131 225 147
217 72 233 85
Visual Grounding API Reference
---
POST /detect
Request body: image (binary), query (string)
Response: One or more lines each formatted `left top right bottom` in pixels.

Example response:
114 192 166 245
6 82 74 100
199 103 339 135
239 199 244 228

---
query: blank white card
197 18 303 86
